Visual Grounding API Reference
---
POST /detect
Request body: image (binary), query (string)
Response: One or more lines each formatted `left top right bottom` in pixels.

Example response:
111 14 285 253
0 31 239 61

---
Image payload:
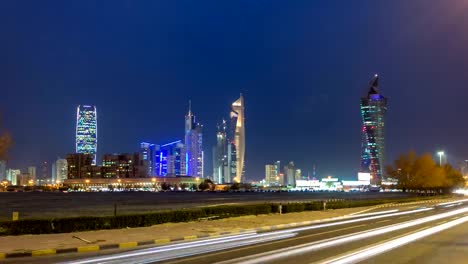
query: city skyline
2 1 468 180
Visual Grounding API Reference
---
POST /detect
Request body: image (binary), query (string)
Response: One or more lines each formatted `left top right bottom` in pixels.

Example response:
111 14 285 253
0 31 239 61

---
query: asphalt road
9 199 468 264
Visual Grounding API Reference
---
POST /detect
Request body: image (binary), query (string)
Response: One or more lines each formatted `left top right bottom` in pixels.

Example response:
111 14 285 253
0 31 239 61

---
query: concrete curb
0 198 457 259
0 232 240 259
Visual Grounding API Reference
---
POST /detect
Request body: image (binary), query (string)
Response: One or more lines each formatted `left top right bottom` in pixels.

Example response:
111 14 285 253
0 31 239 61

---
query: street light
437 151 445 166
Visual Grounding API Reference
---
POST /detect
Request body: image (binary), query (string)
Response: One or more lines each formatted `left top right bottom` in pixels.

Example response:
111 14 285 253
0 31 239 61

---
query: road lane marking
321 215 468 264
221 206 468 264
163 224 368 264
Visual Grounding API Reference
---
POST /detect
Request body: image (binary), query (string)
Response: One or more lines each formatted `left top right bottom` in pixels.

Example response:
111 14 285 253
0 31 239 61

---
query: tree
230 182 240 191
179 183 189 191
386 151 465 194
160 182 171 191
198 179 215 191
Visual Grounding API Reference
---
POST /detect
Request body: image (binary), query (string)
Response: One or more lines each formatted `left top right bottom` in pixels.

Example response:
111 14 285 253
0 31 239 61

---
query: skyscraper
184 102 203 177
229 94 245 183
140 142 156 176
360 75 387 183
76 105 98 164
6 169 20 185
54 158 68 183
213 120 228 183
284 161 295 186
27 166 36 184
155 140 186 176
265 164 278 186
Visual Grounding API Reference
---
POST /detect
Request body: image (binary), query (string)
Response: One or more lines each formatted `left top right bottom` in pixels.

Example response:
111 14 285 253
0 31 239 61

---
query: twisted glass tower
360 75 387 184
230 94 245 183
76 105 97 164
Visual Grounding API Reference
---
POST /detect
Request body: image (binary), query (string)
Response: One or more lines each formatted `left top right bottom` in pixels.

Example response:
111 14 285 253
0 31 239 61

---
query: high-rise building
360 75 387 184
66 153 94 179
76 105 98 164
102 153 147 178
184 102 203 177
213 120 229 183
265 164 279 186
229 94 245 183
39 161 49 185
295 169 302 181
6 169 20 185
141 142 157 176
274 161 281 177
27 166 36 184
155 140 186 176
284 161 295 187
0 160 6 180
54 158 68 183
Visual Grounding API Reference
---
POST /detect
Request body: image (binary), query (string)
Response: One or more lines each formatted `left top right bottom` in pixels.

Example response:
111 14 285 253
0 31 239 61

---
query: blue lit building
76 105 98 164
184 102 203 177
360 75 387 183
140 142 156 176
155 140 186 176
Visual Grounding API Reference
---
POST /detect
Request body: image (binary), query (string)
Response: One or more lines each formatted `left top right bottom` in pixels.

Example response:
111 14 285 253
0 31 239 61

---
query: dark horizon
2 1 468 180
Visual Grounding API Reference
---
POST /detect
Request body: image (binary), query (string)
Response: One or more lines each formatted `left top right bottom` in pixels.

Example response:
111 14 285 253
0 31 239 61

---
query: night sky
2 1 468 180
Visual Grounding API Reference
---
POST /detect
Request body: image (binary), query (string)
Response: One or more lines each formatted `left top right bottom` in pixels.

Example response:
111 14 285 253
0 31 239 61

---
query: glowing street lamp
437 151 445 166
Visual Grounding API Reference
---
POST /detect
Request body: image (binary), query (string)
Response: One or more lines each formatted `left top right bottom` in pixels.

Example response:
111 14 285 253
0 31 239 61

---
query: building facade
140 142 157 176
213 120 229 183
229 94 245 183
27 166 36 184
155 140 186 177
184 102 203 177
102 153 147 178
55 158 68 183
284 161 296 187
6 169 20 185
360 75 387 183
76 105 98 164
265 164 279 186
66 153 94 179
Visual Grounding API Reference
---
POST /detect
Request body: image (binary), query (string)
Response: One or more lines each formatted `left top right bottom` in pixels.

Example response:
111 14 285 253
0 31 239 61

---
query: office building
295 169 302 181
265 164 279 186
360 75 387 183
54 158 68 183
6 169 20 185
141 142 157 176
284 161 296 187
66 153 94 179
184 102 203 177
155 140 186 176
102 153 147 178
229 94 245 183
39 161 49 185
213 120 229 183
27 166 36 184
17 173 32 186
0 160 6 180
274 161 281 177
76 105 98 164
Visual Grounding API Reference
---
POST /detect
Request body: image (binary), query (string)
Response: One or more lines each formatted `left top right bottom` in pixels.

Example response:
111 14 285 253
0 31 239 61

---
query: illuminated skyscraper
54 158 68 183
76 105 98 164
140 142 156 176
265 164 278 186
213 120 228 183
155 140 186 176
229 94 245 183
360 75 387 183
184 101 203 177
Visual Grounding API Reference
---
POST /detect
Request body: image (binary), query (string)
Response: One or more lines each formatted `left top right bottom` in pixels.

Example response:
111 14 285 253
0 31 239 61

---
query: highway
7 199 468 264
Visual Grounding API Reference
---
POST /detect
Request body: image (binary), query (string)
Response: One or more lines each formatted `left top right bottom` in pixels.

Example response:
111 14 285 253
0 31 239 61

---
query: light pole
437 151 445 166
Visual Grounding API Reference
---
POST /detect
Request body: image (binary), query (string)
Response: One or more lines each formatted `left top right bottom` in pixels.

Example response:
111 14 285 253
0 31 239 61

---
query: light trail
224 207 468 264
437 199 468 206
323 215 468 264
